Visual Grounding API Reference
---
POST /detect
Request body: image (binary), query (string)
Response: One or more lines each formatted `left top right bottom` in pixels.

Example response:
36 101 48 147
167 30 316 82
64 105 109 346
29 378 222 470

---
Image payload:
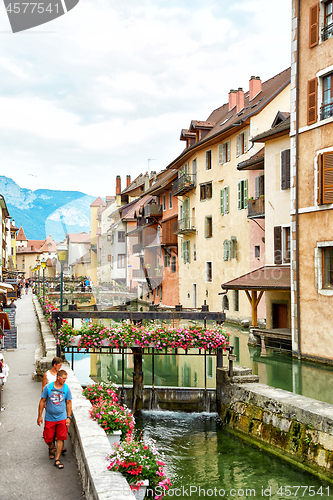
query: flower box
107 430 121 447
70 335 81 347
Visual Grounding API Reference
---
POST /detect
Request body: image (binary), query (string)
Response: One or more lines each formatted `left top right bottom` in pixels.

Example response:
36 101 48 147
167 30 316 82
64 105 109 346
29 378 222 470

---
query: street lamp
41 257 47 305
36 263 41 294
57 242 68 312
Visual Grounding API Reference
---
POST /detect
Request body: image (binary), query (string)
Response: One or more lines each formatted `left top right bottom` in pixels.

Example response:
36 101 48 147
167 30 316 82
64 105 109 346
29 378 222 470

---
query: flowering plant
90 400 135 437
83 382 119 405
57 319 76 346
107 436 171 497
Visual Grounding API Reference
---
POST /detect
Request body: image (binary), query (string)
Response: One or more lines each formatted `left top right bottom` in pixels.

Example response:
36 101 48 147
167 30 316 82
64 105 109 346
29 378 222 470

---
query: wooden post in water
132 347 143 413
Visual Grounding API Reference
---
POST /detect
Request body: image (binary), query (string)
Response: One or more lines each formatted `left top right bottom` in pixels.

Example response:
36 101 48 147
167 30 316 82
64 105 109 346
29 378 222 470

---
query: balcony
132 268 145 279
143 204 162 218
173 218 196 235
132 242 143 254
161 217 178 246
172 173 196 196
322 22 333 42
247 198 265 219
320 102 333 121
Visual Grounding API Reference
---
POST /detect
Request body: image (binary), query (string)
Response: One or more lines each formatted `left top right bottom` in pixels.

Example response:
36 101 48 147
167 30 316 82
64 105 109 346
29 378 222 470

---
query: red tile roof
17 226 27 241
222 266 291 291
90 197 106 208
67 232 91 244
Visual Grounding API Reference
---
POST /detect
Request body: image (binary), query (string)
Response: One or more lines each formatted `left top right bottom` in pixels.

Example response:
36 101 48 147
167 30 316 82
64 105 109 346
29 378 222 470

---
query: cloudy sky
0 0 291 198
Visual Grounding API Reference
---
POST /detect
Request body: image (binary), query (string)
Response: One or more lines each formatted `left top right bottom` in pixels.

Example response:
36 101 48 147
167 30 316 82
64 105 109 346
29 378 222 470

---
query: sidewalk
0 293 84 500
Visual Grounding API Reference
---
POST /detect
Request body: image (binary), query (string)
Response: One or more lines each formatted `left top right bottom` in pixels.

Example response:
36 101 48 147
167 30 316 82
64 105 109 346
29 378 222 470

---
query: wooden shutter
218 144 223 164
227 141 231 162
255 176 260 198
322 152 333 204
226 186 229 213
307 78 318 125
309 4 319 48
237 181 241 209
231 236 237 259
244 130 248 153
274 226 282 265
223 240 229 261
244 179 248 208
281 149 290 190
220 189 224 215
259 175 265 196
236 135 240 157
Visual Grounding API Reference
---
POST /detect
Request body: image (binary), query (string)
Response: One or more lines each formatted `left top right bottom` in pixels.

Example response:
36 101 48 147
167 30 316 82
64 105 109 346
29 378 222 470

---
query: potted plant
106 436 171 499
90 400 135 439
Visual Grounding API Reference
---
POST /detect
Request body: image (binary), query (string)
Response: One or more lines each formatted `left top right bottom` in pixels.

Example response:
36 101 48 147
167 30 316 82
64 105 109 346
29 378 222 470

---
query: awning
221 266 291 327
221 266 290 291
0 283 14 291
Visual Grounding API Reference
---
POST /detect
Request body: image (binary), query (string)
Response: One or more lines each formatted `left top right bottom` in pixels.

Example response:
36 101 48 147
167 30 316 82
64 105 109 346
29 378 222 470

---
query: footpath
0 293 84 500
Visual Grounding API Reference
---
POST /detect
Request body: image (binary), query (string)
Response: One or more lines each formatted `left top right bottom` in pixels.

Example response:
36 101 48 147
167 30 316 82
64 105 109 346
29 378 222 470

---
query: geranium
90 400 135 437
83 382 119 405
106 436 171 496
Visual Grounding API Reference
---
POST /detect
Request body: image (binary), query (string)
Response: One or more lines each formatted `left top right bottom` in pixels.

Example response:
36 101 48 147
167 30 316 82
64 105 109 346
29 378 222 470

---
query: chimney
116 175 121 195
249 76 262 101
236 88 245 113
144 172 149 192
151 170 157 181
126 174 131 187
228 89 237 111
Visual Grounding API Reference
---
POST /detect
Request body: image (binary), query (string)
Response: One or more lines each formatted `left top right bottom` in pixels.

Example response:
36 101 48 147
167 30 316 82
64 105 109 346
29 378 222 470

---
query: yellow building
167 70 290 324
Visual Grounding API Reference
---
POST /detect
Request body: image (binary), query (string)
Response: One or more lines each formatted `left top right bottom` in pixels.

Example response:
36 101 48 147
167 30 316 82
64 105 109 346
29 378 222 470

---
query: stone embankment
217 366 333 481
32 296 135 500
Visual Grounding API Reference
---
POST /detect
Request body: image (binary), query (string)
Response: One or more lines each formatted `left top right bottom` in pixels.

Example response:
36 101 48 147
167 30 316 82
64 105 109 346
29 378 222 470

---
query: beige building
291 0 333 361
166 70 290 323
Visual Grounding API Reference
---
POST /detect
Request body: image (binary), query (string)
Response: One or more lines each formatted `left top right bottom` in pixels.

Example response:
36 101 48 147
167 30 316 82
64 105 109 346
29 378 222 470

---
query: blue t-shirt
41 382 72 422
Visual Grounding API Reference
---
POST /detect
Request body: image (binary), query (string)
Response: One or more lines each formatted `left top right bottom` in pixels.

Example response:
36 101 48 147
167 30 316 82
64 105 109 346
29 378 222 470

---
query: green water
135 411 332 500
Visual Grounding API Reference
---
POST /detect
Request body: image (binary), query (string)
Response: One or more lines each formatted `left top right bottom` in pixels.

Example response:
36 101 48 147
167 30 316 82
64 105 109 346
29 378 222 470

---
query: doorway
272 303 288 329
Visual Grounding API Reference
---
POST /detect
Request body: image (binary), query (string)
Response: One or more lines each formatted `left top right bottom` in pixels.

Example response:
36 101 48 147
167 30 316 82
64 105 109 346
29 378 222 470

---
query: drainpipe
295 0 301 359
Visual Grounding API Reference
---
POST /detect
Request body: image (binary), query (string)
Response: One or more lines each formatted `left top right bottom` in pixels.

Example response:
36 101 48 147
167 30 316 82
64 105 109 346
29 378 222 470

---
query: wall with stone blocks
217 366 333 480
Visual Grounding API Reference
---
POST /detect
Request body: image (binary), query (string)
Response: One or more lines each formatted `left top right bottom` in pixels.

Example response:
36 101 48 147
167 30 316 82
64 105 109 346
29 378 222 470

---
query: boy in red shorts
37 369 72 469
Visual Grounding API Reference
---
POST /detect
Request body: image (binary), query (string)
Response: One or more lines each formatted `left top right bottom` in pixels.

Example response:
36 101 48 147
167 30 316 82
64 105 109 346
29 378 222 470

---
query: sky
0 0 292 198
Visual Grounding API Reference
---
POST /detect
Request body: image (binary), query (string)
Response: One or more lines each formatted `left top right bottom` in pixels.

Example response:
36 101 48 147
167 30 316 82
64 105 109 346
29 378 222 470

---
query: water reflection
134 411 330 500
67 322 333 405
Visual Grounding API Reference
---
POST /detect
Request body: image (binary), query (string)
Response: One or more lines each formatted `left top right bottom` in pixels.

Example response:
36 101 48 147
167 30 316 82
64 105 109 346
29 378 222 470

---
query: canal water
67 321 333 497
134 410 331 499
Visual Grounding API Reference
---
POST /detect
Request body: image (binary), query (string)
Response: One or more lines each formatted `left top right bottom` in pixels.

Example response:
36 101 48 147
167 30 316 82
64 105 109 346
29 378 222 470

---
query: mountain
0 176 96 241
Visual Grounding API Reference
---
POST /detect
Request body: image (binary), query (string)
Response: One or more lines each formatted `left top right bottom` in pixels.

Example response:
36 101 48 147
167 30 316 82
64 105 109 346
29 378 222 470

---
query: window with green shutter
220 186 229 215
223 240 230 261
183 240 190 263
237 179 248 210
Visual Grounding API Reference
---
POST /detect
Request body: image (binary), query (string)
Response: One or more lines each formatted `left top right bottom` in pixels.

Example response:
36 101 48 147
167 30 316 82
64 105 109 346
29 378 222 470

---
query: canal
66 320 333 497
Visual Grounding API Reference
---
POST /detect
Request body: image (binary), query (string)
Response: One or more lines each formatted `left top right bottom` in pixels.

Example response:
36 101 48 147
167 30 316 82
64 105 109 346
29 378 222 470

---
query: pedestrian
8 299 16 309
25 280 29 295
37 369 72 468
42 356 62 390
0 353 9 391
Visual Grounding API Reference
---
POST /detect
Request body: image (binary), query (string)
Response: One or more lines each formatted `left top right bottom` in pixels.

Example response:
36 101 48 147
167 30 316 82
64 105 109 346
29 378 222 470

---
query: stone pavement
0 293 84 500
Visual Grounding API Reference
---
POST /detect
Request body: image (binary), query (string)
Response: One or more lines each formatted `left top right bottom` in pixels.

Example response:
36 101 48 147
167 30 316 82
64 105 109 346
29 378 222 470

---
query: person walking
37 369 72 469
41 356 62 390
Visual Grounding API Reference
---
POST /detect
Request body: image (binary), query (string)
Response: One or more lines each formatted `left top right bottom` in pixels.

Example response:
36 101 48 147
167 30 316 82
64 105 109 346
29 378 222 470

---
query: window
193 244 197 261
205 150 212 170
205 216 213 238
281 150 290 190
206 356 213 378
192 158 197 184
183 240 190 263
237 179 248 210
255 175 265 198
222 295 229 310
233 290 239 311
318 151 333 204
117 254 126 268
315 241 333 295
321 73 333 120
169 191 172 209
224 237 237 261
107 234 111 242
255 246 260 259
162 194 166 211
206 261 212 282
164 252 170 267
118 231 125 243
220 186 229 215
236 131 248 157
274 226 290 264
323 1 333 41
218 141 231 164
171 256 177 273
108 254 111 262
200 182 212 201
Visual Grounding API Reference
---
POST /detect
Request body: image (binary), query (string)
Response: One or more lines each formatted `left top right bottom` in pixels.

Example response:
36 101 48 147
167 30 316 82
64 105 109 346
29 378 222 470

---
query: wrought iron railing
322 22 333 42
172 174 196 195
247 198 265 218
173 218 196 234
320 102 333 121
133 242 143 254
143 204 162 218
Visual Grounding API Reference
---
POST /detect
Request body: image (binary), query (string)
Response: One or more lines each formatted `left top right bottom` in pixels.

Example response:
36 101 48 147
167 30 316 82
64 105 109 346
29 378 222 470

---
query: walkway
0 293 84 500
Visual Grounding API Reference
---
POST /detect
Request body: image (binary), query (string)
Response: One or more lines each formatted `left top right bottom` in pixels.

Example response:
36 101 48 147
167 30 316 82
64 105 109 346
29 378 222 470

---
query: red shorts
43 420 68 443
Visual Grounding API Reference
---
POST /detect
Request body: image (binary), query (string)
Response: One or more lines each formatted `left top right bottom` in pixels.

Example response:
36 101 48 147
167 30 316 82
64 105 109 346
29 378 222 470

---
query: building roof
17 245 42 254
252 114 290 143
90 197 106 208
222 266 291 291
39 235 57 252
166 68 291 171
10 222 19 232
67 232 91 244
17 226 27 241
143 168 179 196
237 147 265 171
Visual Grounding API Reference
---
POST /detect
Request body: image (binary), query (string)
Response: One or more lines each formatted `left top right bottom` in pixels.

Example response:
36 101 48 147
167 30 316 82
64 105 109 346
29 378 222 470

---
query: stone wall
217 366 333 480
